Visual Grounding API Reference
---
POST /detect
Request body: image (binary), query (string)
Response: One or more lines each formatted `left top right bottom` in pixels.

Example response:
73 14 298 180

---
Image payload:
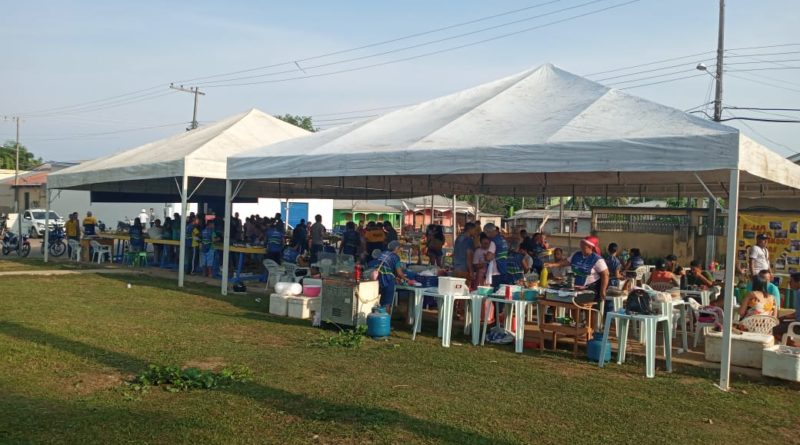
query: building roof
332 200 401 213
507 208 591 220
0 170 48 187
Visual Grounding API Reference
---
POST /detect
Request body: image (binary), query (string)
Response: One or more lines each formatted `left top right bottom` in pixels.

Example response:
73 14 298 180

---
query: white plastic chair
693 307 721 349
68 239 82 262
90 240 111 263
263 259 285 291
739 315 780 335
782 322 800 346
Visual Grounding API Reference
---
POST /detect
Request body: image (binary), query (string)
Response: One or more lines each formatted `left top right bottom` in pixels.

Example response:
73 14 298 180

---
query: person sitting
547 248 570 280
686 260 714 288
739 274 778 319
603 243 624 289
773 272 800 345
745 269 782 308
646 258 680 289
625 248 645 271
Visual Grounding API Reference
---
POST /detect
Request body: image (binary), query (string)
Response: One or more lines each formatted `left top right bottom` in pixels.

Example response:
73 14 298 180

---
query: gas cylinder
587 332 611 363
366 306 391 339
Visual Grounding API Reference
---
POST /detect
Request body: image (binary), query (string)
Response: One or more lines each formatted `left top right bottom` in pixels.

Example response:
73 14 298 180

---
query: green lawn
0 260 797 444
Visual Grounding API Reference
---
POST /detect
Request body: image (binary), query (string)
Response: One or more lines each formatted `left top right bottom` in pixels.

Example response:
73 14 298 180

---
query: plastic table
600 311 672 378
414 290 482 347
481 296 532 353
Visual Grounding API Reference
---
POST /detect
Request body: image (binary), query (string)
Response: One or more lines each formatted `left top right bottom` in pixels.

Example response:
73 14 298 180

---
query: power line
725 106 800 112
311 104 410 118
592 58 714 82
193 0 620 87
724 58 800 66
728 66 800 72
605 68 697 86
24 122 188 141
200 0 643 88
14 84 165 117
723 110 797 155
313 114 379 123
727 72 800 94
617 73 705 90
24 91 177 119
176 0 568 84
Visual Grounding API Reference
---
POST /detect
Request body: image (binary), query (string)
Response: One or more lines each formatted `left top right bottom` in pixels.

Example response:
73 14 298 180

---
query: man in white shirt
749 234 771 276
137 208 149 227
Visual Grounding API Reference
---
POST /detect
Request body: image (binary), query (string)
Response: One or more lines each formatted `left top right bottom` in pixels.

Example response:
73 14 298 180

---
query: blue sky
2 0 798 160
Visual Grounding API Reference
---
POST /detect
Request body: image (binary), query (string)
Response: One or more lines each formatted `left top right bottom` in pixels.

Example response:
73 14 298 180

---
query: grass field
0 260 797 444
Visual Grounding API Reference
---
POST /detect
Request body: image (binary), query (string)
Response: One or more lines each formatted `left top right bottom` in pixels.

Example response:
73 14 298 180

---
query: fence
594 213 692 234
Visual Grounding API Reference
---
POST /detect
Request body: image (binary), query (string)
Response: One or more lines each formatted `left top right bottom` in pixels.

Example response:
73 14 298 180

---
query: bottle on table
540 267 549 288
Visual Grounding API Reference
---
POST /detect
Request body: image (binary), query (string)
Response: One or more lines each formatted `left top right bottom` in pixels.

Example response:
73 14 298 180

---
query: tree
275 114 316 132
0 141 41 170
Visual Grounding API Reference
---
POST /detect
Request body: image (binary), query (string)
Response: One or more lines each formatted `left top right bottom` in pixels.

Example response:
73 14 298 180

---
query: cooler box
269 293 290 317
287 296 322 320
415 275 439 288
438 277 467 295
762 345 800 382
705 331 774 369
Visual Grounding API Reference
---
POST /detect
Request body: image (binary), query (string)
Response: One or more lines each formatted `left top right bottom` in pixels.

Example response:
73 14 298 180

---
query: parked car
19 209 64 238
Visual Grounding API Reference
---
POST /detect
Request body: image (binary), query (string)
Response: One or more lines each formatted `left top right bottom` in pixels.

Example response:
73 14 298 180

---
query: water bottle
540 267 549 288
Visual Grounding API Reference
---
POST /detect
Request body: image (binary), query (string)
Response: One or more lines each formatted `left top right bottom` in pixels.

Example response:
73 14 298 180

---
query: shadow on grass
0 320 516 444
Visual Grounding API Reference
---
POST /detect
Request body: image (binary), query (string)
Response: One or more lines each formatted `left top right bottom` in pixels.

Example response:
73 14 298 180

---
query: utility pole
12 117 21 239
713 0 725 122
169 84 205 131
707 0 725 266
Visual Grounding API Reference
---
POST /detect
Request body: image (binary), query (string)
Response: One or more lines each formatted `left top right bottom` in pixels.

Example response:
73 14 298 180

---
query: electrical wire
728 66 800 72
617 73 705 90
193 0 619 87
605 69 697 86
200 0 643 88
174 0 567 84
15 84 165 117
23 91 178 119
727 72 800 94
25 122 188 141
592 58 714 82
723 110 797 155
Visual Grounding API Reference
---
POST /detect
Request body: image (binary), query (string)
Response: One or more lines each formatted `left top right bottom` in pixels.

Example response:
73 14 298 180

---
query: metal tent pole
718 168 739 391
44 186 50 263
178 173 189 287
221 179 233 296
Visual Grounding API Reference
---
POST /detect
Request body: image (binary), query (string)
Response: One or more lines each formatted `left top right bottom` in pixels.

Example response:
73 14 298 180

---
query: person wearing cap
545 236 609 302
749 234 771 276
137 208 149 227
483 223 511 289
376 241 408 312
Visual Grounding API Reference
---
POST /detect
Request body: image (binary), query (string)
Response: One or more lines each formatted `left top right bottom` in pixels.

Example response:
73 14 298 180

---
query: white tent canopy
228 65 800 199
49 108 309 195
45 108 308 287
220 64 800 392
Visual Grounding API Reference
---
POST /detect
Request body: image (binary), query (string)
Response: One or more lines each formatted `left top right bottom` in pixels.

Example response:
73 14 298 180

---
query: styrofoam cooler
288 296 322 319
438 277 467 295
762 346 800 382
269 293 290 317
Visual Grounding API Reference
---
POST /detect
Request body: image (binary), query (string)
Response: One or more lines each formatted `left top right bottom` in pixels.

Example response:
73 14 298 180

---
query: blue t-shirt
571 252 603 286
282 248 299 264
491 233 509 275
745 281 782 306
629 256 645 269
604 254 622 286
341 230 360 255
452 234 474 272
377 251 400 287
506 251 525 280
266 227 283 253
128 225 143 249
201 227 214 253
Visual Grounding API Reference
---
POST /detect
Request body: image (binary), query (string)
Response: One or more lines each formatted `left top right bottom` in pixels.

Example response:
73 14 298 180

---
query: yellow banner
737 213 800 276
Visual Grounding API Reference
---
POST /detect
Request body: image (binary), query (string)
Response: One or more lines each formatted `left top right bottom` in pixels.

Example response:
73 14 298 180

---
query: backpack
626 289 654 315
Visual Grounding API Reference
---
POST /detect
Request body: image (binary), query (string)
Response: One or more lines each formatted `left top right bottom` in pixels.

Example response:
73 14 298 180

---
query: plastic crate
415 275 439 288
287 296 321 319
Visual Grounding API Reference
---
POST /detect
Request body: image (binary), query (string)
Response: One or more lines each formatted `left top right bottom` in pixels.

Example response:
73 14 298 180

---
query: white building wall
50 190 179 227
233 198 333 228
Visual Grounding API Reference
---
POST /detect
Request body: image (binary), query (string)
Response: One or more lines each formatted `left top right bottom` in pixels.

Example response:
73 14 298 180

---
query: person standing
452 222 477 286
292 218 307 254
309 214 326 263
383 221 398 247
265 221 284 265
82 211 97 236
128 218 145 253
137 209 149 227
545 237 609 303
148 208 156 227
65 212 81 258
231 212 243 243
339 221 362 261
200 220 218 277
148 219 163 265
749 234 771 276
376 241 408 313
483 223 509 290
365 222 386 257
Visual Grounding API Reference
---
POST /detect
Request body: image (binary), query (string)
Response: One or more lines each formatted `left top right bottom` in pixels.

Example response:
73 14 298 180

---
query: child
472 235 492 288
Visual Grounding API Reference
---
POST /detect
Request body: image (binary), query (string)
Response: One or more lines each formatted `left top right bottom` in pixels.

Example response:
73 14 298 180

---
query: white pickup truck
18 209 65 238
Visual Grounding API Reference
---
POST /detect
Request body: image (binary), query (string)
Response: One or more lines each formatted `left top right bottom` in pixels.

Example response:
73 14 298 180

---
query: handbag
626 289 654 315
370 255 389 281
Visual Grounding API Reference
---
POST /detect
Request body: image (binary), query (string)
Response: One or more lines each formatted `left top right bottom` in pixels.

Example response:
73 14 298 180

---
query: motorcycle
2 230 31 257
40 224 67 257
